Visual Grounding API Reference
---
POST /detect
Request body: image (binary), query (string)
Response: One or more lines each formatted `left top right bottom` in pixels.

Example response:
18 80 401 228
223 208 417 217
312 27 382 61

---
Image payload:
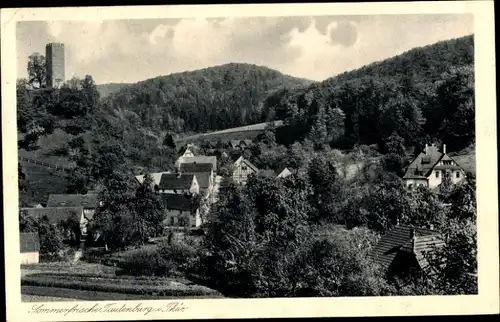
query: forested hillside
267 35 474 152
102 63 313 135
96 83 133 98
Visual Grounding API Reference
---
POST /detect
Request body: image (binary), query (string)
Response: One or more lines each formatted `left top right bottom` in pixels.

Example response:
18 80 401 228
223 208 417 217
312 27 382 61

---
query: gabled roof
277 167 293 178
369 225 442 271
135 172 171 185
187 172 210 189
229 139 252 148
234 156 259 173
20 232 40 253
160 193 197 212
158 173 195 190
180 163 213 173
403 144 464 179
47 193 98 208
178 156 217 171
21 207 84 224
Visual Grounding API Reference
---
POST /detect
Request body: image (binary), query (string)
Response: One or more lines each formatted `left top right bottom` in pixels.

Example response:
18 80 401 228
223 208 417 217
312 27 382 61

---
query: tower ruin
45 43 65 88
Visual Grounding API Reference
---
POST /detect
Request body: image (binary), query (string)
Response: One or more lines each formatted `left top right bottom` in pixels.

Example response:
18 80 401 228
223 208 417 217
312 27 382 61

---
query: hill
267 34 475 151
101 63 314 136
96 83 133 98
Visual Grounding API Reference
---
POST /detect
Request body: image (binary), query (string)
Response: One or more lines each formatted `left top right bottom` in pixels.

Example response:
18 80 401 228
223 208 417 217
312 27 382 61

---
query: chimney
442 144 446 154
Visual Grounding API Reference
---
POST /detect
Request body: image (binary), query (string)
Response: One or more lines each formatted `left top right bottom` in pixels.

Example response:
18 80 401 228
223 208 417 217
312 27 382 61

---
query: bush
118 247 176 276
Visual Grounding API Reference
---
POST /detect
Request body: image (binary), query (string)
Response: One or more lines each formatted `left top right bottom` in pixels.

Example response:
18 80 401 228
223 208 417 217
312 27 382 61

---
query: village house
402 143 467 189
160 193 202 228
178 162 215 201
369 225 445 280
231 156 259 185
20 206 89 238
46 193 100 223
157 173 199 195
20 232 40 264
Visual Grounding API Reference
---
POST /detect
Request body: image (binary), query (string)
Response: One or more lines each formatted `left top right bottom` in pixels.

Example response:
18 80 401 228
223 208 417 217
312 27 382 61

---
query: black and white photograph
2 1 498 321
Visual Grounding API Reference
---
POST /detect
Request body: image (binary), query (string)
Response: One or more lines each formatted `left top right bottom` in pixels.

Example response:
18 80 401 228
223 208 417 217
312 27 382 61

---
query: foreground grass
22 286 224 301
21 261 118 276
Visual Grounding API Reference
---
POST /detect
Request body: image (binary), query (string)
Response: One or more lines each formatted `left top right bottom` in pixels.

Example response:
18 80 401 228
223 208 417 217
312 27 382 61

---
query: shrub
118 247 176 276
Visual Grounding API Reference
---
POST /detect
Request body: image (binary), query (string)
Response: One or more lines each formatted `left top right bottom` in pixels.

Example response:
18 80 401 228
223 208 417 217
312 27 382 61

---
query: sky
16 14 473 84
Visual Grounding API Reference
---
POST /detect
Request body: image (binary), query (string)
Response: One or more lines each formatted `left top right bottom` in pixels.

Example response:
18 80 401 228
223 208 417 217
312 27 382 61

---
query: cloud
329 21 358 47
16 15 474 84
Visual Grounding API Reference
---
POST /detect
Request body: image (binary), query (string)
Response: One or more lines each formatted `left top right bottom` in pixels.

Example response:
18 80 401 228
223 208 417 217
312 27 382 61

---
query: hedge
22 274 221 297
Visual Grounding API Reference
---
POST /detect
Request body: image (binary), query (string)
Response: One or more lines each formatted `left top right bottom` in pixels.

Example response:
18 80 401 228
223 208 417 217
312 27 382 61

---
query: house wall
165 209 201 228
21 251 39 264
189 180 200 195
428 169 466 188
232 161 257 185
404 178 428 188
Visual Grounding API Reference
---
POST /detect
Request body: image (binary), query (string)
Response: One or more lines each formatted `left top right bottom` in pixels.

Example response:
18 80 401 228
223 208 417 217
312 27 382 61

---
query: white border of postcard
2 1 498 321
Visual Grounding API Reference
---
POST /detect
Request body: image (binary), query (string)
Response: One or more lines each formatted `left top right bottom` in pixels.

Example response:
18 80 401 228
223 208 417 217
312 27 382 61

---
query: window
456 171 460 178
435 171 440 178
241 165 247 171
408 184 413 189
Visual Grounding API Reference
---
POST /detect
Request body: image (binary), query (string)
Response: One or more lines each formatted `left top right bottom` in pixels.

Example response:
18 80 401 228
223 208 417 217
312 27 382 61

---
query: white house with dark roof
160 194 202 228
402 143 467 189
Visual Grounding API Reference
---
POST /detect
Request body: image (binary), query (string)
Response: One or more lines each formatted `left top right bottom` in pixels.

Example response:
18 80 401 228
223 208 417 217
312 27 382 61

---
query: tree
134 173 165 241
382 132 408 175
27 53 46 88
436 65 475 151
307 154 341 222
37 217 65 258
308 104 328 149
163 133 176 149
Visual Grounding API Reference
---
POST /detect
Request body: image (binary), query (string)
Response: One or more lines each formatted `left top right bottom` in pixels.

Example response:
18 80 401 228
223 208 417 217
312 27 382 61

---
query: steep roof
158 173 195 190
403 144 464 179
160 193 197 212
185 172 210 189
180 163 213 173
277 167 293 178
369 225 443 271
234 156 259 173
20 232 40 253
21 207 84 224
135 172 171 185
178 156 217 170
46 193 98 208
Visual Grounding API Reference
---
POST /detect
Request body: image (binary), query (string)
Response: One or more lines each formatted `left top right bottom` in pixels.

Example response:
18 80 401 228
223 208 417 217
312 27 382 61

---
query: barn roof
20 232 40 253
178 156 217 170
369 225 443 271
47 193 98 208
160 194 197 212
20 207 84 224
180 163 213 173
158 173 195 190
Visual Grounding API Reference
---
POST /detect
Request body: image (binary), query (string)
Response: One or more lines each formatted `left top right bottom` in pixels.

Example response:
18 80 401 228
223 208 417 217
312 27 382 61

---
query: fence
18 156 71 173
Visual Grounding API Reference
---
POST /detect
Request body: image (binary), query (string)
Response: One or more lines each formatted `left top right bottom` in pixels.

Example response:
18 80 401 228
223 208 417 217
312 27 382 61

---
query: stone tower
45 43 65 88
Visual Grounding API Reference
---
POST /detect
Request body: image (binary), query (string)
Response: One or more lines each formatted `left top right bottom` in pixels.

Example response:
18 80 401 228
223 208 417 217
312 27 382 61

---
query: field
20 261 223 301
176 120 284 145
